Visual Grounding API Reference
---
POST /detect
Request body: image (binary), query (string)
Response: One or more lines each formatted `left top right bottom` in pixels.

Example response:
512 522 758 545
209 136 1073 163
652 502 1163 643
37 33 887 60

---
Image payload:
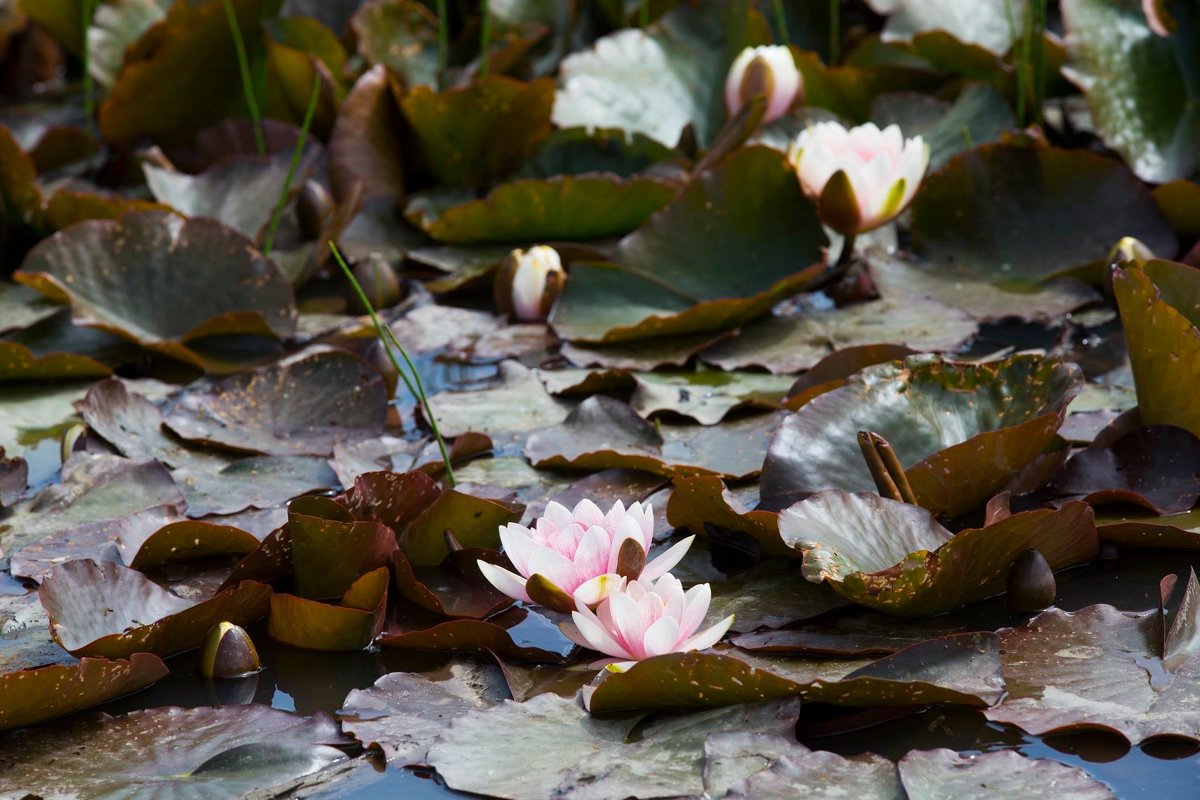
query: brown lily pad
378 607 572 662
287 496 397 600
666 476 788 558
268 566 389 652
116 518 262 571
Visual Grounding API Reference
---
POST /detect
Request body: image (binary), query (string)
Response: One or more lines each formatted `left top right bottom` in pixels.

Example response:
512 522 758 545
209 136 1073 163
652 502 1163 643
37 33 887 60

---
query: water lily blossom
725 45 803 124
494 245 566 322
477 500 694 613
561 573 734 670
787 121 930 236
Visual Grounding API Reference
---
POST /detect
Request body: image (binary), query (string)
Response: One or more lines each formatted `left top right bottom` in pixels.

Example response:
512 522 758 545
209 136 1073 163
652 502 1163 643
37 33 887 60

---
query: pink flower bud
725 45 803 124
494 245 566 322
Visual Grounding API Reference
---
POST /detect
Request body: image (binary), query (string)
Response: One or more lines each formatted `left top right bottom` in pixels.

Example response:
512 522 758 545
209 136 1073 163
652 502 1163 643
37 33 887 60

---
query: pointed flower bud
725 45 803 124
787 121 930 235
494 245 566 322
200 622 261 679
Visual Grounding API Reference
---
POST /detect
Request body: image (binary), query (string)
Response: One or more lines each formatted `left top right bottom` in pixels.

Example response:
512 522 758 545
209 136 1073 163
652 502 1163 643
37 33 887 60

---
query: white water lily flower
560 573 734 671
494 245 566 322
787 121 930 235
724 45 803 124
477 499 693 613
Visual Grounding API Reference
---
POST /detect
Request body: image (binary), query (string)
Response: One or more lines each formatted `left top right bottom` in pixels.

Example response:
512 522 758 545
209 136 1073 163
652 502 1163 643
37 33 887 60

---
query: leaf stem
328 242 457 486
479 0 491 78
222 0 265 154
774 0 790 44
262 73 320 257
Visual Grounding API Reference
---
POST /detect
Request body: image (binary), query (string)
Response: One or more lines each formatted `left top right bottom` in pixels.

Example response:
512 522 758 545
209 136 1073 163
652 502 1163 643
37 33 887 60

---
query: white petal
572 607 632 660
573 573 625 607
476 560 531 603
642 616 682 658
608 590 651 656
498 524 538 576
682 615 735 652
572 498 605 528
679 582 712 637
641 535 695 581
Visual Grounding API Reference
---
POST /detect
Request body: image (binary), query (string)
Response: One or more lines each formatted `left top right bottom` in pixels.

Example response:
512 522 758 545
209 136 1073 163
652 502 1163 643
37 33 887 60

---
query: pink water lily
725 45 803 124
787 121 929 235
560 573 734 670
477 499 693 613
1143 0 1174 36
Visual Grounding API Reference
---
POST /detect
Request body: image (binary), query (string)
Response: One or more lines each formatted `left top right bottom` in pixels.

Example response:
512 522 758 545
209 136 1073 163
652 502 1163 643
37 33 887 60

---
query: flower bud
297 180 334 240
494 245 566 322
1143 0 1175 36
200 622 261 679
1108 236 1155 268
725 45 803 124
346 254 403 313
1007 549 1056 613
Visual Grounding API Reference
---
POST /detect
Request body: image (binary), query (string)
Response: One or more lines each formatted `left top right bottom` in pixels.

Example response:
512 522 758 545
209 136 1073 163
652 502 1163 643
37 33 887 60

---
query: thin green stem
222 0 265 154
640 0 650 27
829 0 839 65
1031 0 1047 127
773 0 789 44
436 0 448 71
961 125 974 149
479 0 491 78
328 242 457 486
81 0 99 167
262 73 320 257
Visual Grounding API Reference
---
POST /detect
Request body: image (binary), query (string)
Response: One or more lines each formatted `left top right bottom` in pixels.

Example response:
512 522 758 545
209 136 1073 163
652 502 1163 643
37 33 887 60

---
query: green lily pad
0 318 126 383
897 749 1115 800
163 349 388 457
0 704 351 797
401 75 555 187
551 2 761 146
0 282 59 334
1114 260 1200 438
350 0 439 88
400 488 518 566
515 127 679 180
328 65 406 204
526 396 783 480
40 558 271 658
1154 179 1200 239
287 496 397 599
879 0 1021 53
551 146 828 343
629 369 794 425
1062 0 1200 183
760 354 1082 517
707 560 851 634
701 298 978 375
268 566 389 651
405 174 677 244
985 578 1200 743
0 653 169 733
172 455 340 517
779 492 1098 616
706 735 902 799
911 144 1177 285
871 82 1016 171
15 211 298 369
427 693 801 800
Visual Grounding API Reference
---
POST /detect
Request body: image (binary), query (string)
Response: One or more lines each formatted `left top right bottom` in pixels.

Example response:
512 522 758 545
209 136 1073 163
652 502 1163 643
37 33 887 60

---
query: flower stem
262 73 320 257
222 0 265 155
479 0 491 78
773 0 790 44
829 0 839 65
858 431 917 505
640 0 650 27
436 0 448 72
328 242 457 486
837 231 857 268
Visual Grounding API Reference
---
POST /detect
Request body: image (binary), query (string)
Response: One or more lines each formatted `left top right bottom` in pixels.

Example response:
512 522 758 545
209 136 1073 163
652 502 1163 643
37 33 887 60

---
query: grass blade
222 0 265 154
262 72 321 257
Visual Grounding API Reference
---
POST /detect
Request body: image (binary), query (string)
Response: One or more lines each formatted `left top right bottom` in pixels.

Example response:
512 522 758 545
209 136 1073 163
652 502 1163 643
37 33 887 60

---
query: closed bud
347 254 403 313
725 46 803 124
1108 236 1155 268
494 245 566 322
1007 549 1056 613
297 180 334 240
60 424 88 464
200 622 261 679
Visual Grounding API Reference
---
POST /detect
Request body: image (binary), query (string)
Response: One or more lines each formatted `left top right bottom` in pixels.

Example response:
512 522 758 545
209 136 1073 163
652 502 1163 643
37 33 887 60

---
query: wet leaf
15 211 298 369
0 281 59 334
163 349 387 457
117 518 262 570
40 558 271 659
780 492 1098 616
328 65 406 203
879 0 1021 53
911 144 1177 284
897 748 1115 799
350 0 439 88
701 298 977 375
288 496 397 599
378 607 572 662
716 743 902 799
666 475 790 557
526 396 783 479
871 82 1015 171
427 361 571 438
760 354 1082 517
172 455 340 518
392 549 512 619
0 704 350 797
268 567 389 651
733 612 964 657
427 693 801 800
708 560 852 634
1097 507 1200 550
629 369 794 425
406 174 676 244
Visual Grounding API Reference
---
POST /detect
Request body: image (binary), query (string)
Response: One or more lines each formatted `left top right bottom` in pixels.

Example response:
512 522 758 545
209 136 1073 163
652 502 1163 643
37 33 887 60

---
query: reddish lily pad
268 566 389 651
164 349 388 457
0 654 169 733
116 518 262 570
0 704 351 796
40 559 271 659
15 211 298 369
1097 508 1200 550
378 607 571 662
392 549 512 620
328 65 406 203
526 396 783 480
779 493 1098 616
400 488 520 566
405 173 676 244
1114 260 1200 439
288 496 397 599
0 447 26 508
666 476 790 558
760 354 1082 517
911 144 1176 284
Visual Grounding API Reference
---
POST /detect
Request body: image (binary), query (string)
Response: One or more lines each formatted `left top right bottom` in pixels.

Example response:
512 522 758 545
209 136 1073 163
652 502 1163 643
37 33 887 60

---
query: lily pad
551 146 828 343
0 281 59 334
427 693 801 800
707 560 852 634
910 144 1177 284
173 455 340 518
871 82 1015 171
897 748 1115 800
328 65 406 203
0 704 351 797
711 740 902 799
701 298 978 375
287 496 397 599
15 211 298 369
526 396 783 480
405 173 677 244
778 492 1098 616
1114 260 1200 438
378 610 571 662
1062 0 1200 183
163 349 388 457
427 361 571 438
0 319 126 383
630 369 794 425
268 566 389 651
117 518 262 570
666 475 790 557
733 611 965 657
760 354 1082 517
350 0 439 88
39 558 271 659
879 0 1023 53
392 549 512 620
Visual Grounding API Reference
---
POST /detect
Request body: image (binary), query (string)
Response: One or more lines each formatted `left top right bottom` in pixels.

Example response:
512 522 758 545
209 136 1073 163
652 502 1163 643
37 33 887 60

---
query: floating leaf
897 749 1115 800
350 0 439 88
0 704 351 796
15 211 298 369
288 496 396 599
427 361 570 439
666 475 789 557
172 455 340 517
733 611 964 657
117 518 261 570
378 607 572 662
629 369 794 425
328 65 406 203
163 349 387 457
878 0 1022 53
761 354 1082 517
0 318 126 383
268 566 389 651
40 559 271 659
871 82 1015 170
911 144 1176 284
707 560 851 634
710 737 901 799
0 281 59 334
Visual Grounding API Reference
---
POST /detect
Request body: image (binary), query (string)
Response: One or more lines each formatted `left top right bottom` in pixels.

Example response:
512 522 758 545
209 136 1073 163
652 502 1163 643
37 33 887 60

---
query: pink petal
476 561 531 603
607 591 652 658
572 606 632 660
498 524 538 576
573 573 625 607
641 536 695 581
574 525 613 580
683 615 735 652
679 583 712 638
642 616 682 658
